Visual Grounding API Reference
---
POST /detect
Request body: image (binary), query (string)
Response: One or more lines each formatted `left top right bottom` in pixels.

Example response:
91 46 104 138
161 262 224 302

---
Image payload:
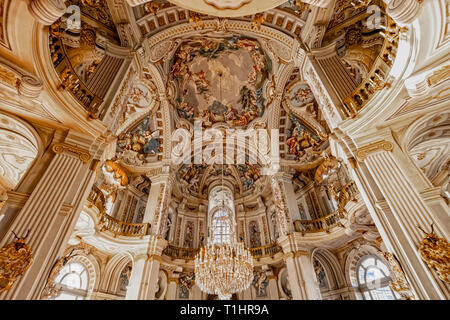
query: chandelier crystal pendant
195 240 254 300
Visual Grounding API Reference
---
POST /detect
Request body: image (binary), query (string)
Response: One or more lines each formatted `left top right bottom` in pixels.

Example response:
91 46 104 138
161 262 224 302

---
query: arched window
356 255 399 300
208 186 235 246
54 262 89 300
212 207 232 245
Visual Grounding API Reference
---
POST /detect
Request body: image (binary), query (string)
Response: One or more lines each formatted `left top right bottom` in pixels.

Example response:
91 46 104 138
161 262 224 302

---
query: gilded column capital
356 140 394 162
52 143 91 163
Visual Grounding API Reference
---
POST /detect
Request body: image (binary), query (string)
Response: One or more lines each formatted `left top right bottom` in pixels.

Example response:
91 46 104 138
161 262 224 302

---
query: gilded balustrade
87 186 150 238
163 245 199 260
99 213 150 238
294 210 342 233
342 16 401 117
337 180 359 214
163 243 282 260
249 243 282 258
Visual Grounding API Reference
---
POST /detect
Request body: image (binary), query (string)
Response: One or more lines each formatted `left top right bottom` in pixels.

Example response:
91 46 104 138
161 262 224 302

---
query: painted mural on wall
286 114 322 159
183 221 195 248
252 271 268 297
249 220 262 248
170 36 271 128
117 116 161 162
178 272 194 299
239 164 261 191
313 258 327 290
118 262 132 293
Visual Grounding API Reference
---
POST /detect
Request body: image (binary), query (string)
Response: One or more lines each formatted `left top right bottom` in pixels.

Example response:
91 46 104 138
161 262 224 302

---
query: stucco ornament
0 231 33 292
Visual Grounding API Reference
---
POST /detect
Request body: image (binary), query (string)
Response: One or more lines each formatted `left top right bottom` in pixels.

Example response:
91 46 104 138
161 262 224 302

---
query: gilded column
0 136 99 300
29 0 66 26
354 135 450 299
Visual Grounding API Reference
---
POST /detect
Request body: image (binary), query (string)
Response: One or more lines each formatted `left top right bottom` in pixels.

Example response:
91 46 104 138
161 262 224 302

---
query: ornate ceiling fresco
43 0 396 204
171 36 270 128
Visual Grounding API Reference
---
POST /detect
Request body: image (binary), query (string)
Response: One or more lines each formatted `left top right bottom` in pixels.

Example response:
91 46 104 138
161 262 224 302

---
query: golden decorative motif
104 160 129 186
41 248 77 299
356 140 394 161
379 251 415 300
99 212 150 238
189 12 205 30
52 142 91 163
252 13 264 30
417 223 450 283
0 231 33 292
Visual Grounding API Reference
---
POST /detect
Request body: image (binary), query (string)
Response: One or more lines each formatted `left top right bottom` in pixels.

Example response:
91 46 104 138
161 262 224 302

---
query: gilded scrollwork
0 231 33 292
417 224 450 283
379 251 415 300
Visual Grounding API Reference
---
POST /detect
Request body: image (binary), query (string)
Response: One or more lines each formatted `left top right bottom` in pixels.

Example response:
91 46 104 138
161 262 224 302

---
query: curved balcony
99 213 150 238
337 180 359 214
294 210 342 234
248 243 282 258
87 186 150 238
49 33 104 119
342 16 400 117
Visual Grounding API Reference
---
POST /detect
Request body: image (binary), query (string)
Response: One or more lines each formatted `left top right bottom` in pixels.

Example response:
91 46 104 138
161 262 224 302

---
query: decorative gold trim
294 250 310 258
52 143 91 163
356 140 394 162
148 254 162 263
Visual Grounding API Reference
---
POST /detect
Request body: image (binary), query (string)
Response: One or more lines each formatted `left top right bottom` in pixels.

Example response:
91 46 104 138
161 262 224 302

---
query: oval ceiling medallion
167 0 287 17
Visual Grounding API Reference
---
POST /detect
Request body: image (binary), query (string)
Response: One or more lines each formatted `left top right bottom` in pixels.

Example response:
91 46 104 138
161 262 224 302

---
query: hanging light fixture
194 163 254 299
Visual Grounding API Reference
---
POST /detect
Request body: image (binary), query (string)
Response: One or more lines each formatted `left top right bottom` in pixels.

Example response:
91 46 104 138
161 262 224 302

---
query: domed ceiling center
172 36 271 127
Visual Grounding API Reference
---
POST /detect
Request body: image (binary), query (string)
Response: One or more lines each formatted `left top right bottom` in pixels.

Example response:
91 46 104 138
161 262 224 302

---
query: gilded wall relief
170 36 271 128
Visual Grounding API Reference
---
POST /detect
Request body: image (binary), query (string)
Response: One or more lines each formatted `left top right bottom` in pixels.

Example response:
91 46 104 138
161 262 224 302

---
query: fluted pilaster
0 141 96 299
354 137 450 299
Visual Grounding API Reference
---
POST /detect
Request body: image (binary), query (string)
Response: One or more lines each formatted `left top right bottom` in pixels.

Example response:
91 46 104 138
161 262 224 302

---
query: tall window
208 186 235 246
54 262 89 300
356 255 400 300
212 208 232 245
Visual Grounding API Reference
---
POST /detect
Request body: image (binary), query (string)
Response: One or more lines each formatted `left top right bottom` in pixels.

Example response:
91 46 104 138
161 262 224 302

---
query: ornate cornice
52 142 91 163
356 140 394 162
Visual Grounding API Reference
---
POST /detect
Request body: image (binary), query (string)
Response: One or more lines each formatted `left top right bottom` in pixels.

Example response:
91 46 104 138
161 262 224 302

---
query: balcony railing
100 213 150 238
249 243 282 258
338 180 359 214
294 210 342 233
49 33 103 119
163 245 199 260
163 242 282 260
342 16 400 117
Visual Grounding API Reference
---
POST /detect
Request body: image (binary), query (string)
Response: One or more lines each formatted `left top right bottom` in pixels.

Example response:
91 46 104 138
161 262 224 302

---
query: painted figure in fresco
183 222 194 248
314 259 327 289
252 271 268 297
170 36 270 127
293 86 313 103
286 117 321 157
249 221 261 248
239 165 261 191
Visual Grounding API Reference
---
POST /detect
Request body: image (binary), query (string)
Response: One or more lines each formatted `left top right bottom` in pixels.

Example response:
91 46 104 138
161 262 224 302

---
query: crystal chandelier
195 169 254 300
195 241 254 300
